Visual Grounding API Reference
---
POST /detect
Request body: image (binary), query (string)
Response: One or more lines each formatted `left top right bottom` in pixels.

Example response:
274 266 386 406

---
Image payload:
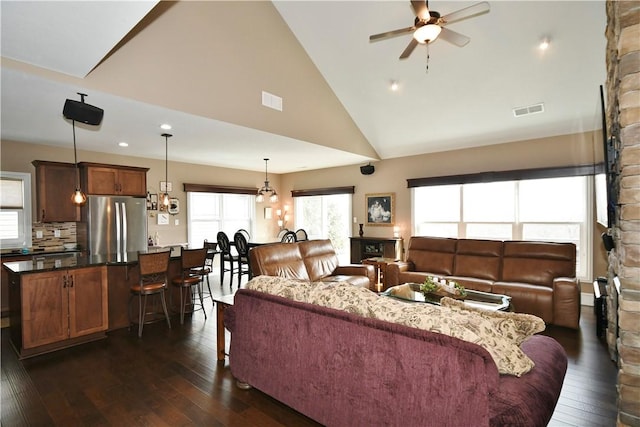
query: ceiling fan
369 1 490 59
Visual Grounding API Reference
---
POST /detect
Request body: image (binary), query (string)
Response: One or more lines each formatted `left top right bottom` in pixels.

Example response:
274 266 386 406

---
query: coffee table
382 283 512 311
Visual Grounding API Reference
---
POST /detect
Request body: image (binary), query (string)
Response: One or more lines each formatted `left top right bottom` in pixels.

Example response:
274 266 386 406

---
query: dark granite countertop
3 246 182 275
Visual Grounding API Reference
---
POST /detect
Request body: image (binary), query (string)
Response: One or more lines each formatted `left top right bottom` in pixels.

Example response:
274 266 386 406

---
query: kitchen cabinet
9 265 108 358
1 254 31 316
350 237 403 264
31 160 81 222
80 162 148 197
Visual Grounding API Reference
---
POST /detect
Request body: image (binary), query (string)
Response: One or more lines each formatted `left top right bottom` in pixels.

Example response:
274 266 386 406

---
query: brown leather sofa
249 239 375 288
386 237 580 328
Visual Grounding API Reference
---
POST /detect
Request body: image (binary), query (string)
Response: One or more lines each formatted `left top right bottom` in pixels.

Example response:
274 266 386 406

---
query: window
187 192 255 248
413 176 591 279
0 172 32 249
294 194 352 264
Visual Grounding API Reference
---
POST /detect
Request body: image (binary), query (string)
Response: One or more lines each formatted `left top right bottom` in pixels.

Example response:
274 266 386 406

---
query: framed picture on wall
148 193 158 211
365 193 395 226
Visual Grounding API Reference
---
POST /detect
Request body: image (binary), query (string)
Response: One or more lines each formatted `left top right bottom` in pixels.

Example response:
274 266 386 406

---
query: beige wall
2 129 608 281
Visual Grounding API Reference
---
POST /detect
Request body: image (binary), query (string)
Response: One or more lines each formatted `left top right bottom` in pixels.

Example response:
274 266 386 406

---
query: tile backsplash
32 222 77 251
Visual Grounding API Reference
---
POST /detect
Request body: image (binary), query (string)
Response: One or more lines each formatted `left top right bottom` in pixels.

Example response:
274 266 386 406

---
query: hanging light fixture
162 133 172 206
256 158 278 203
63 92 103 206
70 119 87 205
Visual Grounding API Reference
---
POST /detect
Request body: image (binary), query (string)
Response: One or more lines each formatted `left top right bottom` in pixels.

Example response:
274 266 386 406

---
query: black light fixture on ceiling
162 133 172 207
256 158 278 203
63 93 104 205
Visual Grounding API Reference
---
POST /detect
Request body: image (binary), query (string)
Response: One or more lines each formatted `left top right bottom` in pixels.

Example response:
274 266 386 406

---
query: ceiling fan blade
441 1 490 24
411 0 430 21
370 26 416 42
399 38 419 59
439 27 470 47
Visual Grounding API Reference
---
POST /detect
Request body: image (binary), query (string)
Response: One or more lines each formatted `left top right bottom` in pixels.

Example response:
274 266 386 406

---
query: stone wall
605 1 640 426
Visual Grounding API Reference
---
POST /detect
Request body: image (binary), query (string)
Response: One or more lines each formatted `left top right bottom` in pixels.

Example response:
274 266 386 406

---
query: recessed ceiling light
160 123 172 130
539 38 550 51
390 80 399 91
118 141 129 147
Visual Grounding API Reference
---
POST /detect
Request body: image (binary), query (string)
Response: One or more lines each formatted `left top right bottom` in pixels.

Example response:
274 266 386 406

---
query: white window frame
0 171 32 249
294 193 352 264
412 176 593 281
186 192 256 249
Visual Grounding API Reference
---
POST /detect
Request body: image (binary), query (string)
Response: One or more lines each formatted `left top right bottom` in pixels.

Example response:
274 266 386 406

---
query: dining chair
171 247 208 324
281 230 297 243
130 250 171 337
295 228 308 241
277 228 290 240
237 228 250 241
233 231 252 287
217 231 238 287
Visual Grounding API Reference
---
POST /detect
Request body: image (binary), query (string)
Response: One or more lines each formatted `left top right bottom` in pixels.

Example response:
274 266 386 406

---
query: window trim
407 163 604 188
292 186 355 197
0 171 32 249
183 183 257 195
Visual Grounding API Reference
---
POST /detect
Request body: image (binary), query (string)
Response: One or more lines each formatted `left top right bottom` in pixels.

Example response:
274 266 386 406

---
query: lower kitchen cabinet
9 266 108 358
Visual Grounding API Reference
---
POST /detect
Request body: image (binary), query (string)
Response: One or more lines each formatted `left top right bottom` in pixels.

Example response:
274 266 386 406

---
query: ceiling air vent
513 103 544 117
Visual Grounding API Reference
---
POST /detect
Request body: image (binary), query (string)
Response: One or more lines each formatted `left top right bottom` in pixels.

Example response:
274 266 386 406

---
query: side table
362 257 399 293
212 291 236 363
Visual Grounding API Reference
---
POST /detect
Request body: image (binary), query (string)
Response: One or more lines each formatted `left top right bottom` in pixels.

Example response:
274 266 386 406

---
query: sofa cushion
298 239 339 281
492 282 554 324
501 241 575 287
249 243 310 280
453 239 503 281
406 237 457 275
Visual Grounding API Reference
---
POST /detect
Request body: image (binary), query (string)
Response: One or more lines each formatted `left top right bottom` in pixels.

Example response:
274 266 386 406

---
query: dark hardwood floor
2 276 618 426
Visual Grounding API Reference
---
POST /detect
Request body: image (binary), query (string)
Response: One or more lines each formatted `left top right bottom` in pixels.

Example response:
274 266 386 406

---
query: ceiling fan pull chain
425 43 430 74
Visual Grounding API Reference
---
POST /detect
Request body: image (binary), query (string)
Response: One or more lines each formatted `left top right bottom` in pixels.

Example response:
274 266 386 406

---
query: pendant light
70 119 87 205
162 133 172 206
256 158 278 203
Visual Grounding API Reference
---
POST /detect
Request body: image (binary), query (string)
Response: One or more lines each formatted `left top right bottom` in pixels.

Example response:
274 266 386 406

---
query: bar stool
191 239 217 298
171 247 208 324
129 250 172 337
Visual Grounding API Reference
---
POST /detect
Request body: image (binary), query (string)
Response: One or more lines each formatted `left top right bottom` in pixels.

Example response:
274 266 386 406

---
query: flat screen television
596 85 618 229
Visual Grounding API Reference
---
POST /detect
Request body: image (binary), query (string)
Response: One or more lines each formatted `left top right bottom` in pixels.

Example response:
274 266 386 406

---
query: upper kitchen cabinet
32 160 81 222
79 163 148 197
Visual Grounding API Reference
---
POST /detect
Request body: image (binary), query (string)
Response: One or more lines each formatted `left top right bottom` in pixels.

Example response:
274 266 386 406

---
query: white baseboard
581 292 594 307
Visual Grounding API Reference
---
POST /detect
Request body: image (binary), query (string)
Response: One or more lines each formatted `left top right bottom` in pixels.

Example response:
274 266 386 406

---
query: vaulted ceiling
1 1 606 174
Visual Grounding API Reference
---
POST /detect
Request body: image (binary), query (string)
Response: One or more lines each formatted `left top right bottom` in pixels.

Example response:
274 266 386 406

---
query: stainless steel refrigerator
84 196 148 256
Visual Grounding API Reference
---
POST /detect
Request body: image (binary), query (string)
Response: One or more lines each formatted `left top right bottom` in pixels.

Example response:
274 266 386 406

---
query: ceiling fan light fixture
413 24 441 44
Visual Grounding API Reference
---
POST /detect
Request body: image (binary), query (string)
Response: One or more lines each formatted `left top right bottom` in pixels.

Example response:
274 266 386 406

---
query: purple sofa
225 289 568 427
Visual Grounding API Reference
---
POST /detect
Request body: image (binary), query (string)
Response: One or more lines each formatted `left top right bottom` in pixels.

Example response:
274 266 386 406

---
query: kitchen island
3 246 188 358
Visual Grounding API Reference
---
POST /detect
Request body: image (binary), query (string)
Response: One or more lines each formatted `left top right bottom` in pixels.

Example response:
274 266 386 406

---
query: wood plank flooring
2 276 618 426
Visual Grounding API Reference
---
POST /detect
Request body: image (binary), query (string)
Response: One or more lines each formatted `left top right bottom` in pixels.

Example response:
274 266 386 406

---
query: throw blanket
246 275 545 377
